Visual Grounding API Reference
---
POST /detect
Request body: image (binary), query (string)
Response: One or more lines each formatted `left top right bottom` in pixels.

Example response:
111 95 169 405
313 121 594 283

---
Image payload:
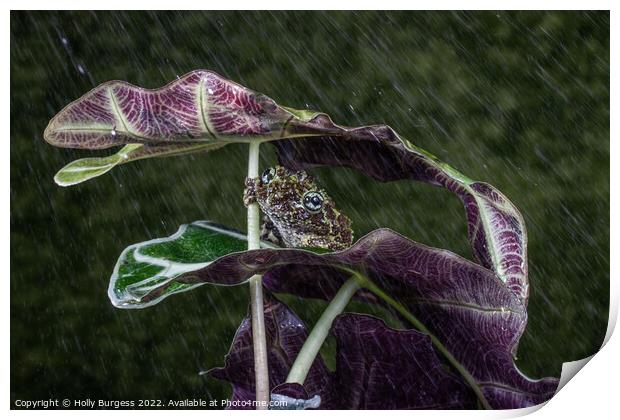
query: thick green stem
286 276 361 385
247 141 269 409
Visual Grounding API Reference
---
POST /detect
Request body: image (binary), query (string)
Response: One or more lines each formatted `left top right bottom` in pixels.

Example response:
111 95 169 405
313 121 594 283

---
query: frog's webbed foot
260 215 285 247
243 177 257 208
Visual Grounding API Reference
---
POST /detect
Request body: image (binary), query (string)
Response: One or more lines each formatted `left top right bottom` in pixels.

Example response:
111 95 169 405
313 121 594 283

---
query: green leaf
54 144 141 186
54 142 225 186
109 221 276 309
281 106 325 122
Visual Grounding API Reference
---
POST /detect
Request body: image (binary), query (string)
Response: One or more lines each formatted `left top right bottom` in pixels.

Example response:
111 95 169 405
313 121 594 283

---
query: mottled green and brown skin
243 166 353 251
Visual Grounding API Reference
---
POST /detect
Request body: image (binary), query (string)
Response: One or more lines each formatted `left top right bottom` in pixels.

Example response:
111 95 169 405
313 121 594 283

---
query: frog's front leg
244 177 284 247
243 177 257 207
260 214 285 247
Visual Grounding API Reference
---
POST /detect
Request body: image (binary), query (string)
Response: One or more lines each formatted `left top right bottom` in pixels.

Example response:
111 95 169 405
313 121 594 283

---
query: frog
243 166 353 251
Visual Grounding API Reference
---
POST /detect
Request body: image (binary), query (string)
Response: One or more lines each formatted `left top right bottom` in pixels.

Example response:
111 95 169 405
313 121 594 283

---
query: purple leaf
211 294 556 409
260 230 558 408
44 71 342 185
330 313 557 409
274 121 528 304
211 299 476 409
331 314 475 409
44 70 297 149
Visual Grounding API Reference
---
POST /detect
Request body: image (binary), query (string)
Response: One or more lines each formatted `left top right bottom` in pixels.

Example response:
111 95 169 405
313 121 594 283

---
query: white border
5 3 616 420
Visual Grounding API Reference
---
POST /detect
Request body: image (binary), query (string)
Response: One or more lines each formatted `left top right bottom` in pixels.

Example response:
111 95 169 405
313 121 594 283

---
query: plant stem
247 141 269 409
286 276 361 385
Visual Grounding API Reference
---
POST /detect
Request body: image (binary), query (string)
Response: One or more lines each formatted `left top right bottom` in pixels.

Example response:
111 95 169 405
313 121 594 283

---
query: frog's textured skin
243 166 353 251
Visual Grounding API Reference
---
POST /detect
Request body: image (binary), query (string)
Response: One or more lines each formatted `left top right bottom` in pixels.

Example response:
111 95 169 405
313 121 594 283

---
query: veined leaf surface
109 221 275 309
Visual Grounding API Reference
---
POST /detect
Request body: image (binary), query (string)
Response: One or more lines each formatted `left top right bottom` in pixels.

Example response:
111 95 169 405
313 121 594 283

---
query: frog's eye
302 191 324 213
261 168 276 184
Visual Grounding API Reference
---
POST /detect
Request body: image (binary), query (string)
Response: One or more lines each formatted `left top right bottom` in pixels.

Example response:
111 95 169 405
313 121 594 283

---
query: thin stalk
247 141 269 409
286 276 361 385
349 271 492 410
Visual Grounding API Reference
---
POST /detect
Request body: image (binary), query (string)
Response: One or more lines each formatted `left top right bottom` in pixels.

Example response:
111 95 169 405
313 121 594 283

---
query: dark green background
11 11 609 407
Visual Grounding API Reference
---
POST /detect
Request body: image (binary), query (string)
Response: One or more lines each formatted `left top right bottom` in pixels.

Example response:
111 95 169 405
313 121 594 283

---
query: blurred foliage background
11 11 609 407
